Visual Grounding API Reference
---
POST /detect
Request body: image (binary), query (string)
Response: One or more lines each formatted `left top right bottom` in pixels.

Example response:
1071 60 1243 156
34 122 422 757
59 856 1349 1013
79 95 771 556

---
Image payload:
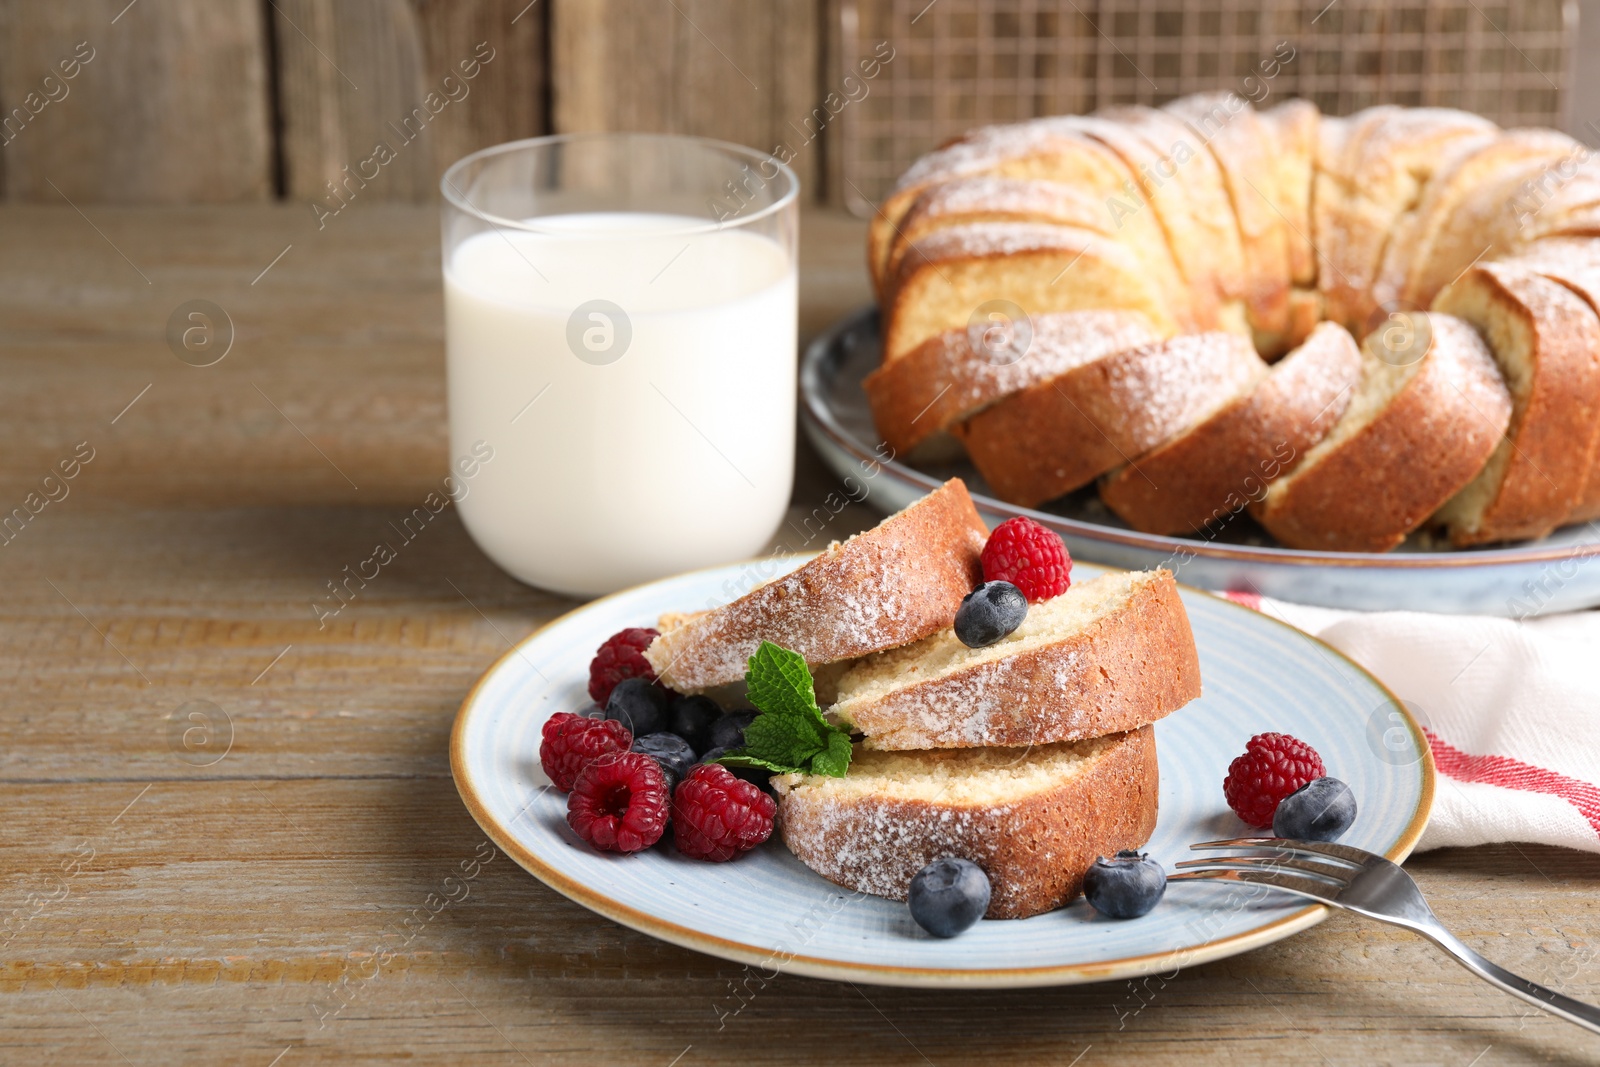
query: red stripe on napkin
1425 729 1600 838
1222 590 1263 611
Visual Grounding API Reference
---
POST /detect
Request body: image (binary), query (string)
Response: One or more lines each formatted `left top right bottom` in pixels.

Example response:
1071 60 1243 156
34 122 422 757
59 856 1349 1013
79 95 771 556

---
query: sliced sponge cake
882 222 1182 362
644 479 986 693
863 309 1162 456
1098 321 1362 535
830 569 1198 751
1253 313 1512 551
957 331 1267 507
773 726 1158 920
1431 262 1600 545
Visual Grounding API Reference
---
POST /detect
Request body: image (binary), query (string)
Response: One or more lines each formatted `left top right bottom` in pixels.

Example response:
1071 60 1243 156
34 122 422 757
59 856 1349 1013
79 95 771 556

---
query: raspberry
672 764 776 862
1223 732 1327 829
566 752 670 854
980 517 1071 601
588 627 661 706
540 712 632 792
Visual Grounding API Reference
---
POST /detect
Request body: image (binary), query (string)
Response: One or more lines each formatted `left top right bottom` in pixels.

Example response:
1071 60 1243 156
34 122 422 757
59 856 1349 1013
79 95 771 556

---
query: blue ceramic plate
451 557 1433 988
801 306 1600 615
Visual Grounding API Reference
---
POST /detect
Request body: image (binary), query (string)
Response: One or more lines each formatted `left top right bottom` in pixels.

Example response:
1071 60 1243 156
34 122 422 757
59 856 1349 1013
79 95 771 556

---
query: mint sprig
713 642 853 777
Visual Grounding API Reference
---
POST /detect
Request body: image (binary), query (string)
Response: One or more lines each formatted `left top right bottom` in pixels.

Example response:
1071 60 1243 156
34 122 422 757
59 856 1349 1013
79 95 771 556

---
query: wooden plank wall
0 0 1585 206
0 0 274 202
550 0 821 194
0 0 819 204
272 0 547 201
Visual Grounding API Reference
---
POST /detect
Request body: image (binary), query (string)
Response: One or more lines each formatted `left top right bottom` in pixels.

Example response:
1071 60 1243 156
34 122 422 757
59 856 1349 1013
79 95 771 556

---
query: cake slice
1508 238 1600 522
881 174 1195 332
1313 106 1496 330
644 479 986 693
1509 153 1600 243
1260 99 1321 289
1098 321 1362 535
1431 262 1600 544
863 309 1161 455
772 726 1159 920
883 177 1114 282
1260 99 1324 352
1070 113 1234 333
830 569 1199 750
1379 129 1581 314
1310 108 1391 327
882 222 1181 362
867 120 1144 298
1252 313 1513 552
1163 93 1294 353
1097 104 1256 338
956 331 1266 507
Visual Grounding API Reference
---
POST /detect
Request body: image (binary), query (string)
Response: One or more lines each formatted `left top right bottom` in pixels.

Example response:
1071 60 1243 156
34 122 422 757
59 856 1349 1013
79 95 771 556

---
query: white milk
445 213 797 596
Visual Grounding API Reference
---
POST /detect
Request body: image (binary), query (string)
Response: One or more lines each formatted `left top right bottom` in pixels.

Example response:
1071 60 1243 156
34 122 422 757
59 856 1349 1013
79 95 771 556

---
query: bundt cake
865 94 1600 549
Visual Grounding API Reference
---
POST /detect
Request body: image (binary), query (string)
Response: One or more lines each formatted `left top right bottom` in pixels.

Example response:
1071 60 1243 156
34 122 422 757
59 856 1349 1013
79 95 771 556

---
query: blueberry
953 581 1028 648
907 857 991 938
708 710 759 752
669 695 723 755
1083 850 1167 919
604 677 670 737
633 732 698 791
1273 776 1357 841
699 746 772 792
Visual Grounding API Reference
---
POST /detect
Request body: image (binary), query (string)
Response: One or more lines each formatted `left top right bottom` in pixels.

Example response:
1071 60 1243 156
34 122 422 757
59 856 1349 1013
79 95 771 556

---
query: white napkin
1221 591 1600 854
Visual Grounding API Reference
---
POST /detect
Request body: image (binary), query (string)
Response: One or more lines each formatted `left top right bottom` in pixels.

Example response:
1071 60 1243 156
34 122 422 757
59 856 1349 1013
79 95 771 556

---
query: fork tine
1167 867 1340 904
1190 837 1374 866
1173 854 1354 885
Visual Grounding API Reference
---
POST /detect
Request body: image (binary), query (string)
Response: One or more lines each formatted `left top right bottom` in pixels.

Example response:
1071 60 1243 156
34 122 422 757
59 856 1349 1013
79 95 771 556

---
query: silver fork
1171 837 1600 1036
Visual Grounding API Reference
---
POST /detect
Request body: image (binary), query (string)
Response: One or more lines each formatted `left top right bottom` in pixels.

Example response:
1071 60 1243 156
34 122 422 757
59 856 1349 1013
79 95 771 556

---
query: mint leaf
741 705 826 768
716 752 809 774
713 641 854 778
810 730 855 778
744 642 821 725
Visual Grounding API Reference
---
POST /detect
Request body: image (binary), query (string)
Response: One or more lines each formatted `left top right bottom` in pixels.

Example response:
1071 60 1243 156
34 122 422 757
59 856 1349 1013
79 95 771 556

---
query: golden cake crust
773 727 1160 920
644 479 987 692
1098 321 1361 534
957 332 1266 507
1253 314 1512 552
863 309 1161 455
1432 262 1600 545
832 570 1200 750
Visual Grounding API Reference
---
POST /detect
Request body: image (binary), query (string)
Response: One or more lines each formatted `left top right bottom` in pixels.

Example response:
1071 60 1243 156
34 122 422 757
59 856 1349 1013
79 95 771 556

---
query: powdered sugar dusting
892 119 1102 197
831 570 1199 750
1104 332 1267 451
912 176 1109 229
907 221 1125 266
1426 312 1516 418
644 480 986 691
1254 320 1363 435
866 310 1160 448
772 729 1158 917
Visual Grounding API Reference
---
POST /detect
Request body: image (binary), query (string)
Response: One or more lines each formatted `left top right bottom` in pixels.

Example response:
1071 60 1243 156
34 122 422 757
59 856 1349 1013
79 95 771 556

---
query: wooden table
1 204 1596 1066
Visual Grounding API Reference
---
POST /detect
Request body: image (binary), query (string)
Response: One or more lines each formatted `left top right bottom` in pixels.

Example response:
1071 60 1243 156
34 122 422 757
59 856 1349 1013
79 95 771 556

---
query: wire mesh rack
835 0 1577 212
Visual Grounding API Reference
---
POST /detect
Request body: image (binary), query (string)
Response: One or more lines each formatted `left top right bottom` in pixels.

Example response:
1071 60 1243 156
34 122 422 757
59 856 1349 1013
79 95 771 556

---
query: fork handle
1423 927 1600 1036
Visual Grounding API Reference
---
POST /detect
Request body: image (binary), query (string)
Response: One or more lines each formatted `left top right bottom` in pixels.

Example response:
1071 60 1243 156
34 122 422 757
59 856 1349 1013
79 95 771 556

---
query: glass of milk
441 134 799 597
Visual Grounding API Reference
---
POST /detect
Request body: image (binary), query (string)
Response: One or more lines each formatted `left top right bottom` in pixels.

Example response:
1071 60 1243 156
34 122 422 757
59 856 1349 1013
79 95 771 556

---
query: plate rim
801 304 1600 571
450 556 1436 988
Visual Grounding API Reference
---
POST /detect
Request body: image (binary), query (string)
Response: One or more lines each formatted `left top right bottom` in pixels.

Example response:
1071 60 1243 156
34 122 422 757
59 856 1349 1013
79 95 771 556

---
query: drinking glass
441 134 799 597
